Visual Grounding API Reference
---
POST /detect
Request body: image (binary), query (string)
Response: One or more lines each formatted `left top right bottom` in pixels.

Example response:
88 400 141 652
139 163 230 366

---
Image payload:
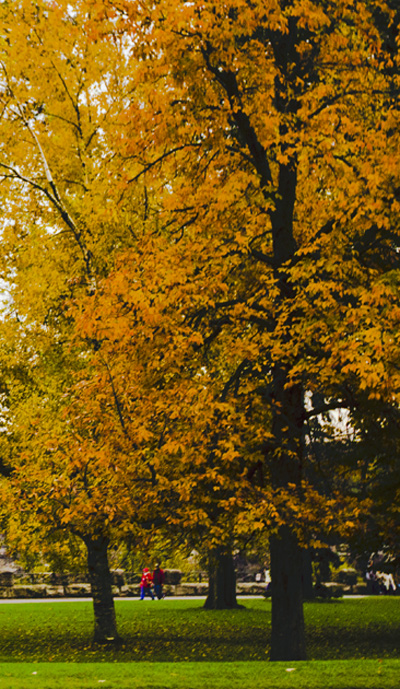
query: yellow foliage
0 0 398 571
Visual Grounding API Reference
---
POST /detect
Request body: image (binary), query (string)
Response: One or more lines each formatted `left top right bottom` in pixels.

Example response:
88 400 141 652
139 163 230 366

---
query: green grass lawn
0 659 399 689
0 597 398 662
0 597 398 687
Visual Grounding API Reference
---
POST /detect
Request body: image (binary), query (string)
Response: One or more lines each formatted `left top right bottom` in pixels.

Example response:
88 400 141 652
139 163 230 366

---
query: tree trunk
270 528 306 660
86 535 121 644
268 368 307 660
204 546 242 609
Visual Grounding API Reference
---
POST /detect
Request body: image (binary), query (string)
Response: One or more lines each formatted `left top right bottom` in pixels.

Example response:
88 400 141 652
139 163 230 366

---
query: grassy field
0 597 398 662
0 597 398 687
0 659 399 689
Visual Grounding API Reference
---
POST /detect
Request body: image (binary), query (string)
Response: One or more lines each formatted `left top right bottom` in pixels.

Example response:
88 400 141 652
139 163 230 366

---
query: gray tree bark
204 546 242 609
86 535 121 644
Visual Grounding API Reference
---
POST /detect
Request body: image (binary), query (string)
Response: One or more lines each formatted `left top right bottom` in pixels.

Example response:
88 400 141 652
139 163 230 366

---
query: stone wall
0 569 266 598
0 567 370 599
0 568 183 598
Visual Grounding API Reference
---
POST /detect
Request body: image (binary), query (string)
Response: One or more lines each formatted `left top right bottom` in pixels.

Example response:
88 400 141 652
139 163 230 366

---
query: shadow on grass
0 598 399 664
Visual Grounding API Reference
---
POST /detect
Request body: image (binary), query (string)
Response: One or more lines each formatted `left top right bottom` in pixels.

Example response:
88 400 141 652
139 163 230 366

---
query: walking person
140 567 154 600
153 563 165 599
365 567 377 595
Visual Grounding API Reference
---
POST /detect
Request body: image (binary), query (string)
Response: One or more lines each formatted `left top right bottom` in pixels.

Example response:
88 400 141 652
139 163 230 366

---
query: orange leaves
287 0 330 30
0 0 399 571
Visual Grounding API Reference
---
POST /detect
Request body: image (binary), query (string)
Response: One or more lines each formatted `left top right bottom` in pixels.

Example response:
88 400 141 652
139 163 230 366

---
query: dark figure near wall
153 564 165 599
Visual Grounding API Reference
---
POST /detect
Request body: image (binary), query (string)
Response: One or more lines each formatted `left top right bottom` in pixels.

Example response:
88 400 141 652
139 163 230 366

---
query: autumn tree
69 236 265 610
0 0 164 643
1 0 399 661
105 0 400 660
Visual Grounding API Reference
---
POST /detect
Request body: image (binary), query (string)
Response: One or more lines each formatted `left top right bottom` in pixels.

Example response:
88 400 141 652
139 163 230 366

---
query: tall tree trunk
86 535 121 644
270 527 306 660
204 546 241 609
269 367 307 660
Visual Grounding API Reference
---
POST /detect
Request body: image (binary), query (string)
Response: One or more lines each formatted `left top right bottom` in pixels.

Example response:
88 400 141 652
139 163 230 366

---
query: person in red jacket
152 564 165 599
140 567 154 600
